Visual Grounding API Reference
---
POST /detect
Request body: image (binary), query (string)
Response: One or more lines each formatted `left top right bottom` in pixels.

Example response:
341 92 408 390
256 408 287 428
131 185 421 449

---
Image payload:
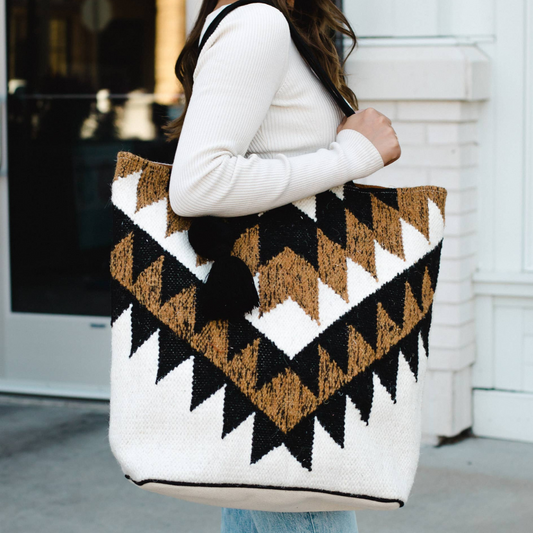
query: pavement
1 393 532 533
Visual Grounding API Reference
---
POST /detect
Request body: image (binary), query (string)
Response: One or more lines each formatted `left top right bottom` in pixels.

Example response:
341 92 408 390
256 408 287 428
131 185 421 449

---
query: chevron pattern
110 151 447 471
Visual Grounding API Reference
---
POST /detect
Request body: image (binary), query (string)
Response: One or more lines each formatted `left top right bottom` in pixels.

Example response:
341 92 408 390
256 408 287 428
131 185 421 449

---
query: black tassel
188 216 260 320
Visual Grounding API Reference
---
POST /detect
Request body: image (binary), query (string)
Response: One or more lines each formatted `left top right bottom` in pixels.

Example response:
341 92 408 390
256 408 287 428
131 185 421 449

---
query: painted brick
443 211 477 236
394 122 427 145
429 167 478 190
427 122 478 145
397 101 481 122
357 100 398 119
434 279 474 304
431 321 476 349
394 143 478 168
452 365 473 434
432 300 476 326
422 368 473 436
445 188 477 214
441 233 477 259
438 255 477 282
362 166 429 188
350 97 480 442
428 342 477 371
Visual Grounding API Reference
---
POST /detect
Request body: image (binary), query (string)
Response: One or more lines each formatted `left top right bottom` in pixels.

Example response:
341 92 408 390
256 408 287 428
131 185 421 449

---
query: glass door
1 0 185 397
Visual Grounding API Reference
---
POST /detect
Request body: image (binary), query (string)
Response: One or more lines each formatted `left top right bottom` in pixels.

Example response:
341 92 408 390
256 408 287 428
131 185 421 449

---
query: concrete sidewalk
1 393 532 533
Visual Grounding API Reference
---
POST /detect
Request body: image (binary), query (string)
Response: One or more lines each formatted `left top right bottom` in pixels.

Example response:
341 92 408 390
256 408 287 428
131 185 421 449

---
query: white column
345 44 490 441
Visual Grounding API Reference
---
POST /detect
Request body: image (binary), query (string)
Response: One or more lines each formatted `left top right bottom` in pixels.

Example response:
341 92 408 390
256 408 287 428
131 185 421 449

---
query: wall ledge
473 271 533 297
345 44 491 102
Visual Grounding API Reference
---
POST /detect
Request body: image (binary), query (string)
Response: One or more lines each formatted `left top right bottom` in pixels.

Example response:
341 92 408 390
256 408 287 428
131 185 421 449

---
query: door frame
0 0 111 399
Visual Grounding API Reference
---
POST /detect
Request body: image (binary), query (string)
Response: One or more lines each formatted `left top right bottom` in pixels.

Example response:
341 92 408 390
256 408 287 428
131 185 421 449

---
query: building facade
1 0 532 444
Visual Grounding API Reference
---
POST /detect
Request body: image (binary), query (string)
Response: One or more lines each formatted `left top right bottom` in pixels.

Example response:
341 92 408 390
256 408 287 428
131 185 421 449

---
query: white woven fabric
109 156 447 511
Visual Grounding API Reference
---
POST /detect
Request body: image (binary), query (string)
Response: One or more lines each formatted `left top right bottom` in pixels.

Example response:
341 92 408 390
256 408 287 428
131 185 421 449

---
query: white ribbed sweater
169 3 384 218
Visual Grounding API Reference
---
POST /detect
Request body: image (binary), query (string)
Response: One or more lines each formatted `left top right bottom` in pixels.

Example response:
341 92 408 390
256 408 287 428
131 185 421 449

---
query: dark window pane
6 0 183 316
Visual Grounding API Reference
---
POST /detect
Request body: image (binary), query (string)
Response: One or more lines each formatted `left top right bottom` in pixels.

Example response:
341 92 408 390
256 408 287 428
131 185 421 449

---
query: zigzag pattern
111 211 440 433
113 152 446 323
111 151 447 471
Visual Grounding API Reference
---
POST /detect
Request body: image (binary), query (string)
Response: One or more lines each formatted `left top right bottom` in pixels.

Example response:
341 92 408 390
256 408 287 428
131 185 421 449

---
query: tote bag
108 0 447 512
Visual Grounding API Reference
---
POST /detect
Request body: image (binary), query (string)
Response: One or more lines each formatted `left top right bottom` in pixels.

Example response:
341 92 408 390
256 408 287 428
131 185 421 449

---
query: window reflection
7 0 185 316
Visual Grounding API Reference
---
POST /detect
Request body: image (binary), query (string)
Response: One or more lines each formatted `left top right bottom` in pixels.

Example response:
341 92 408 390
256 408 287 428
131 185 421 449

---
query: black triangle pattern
379 278 406 329
398 328 420 382
110 277 132 326
130 224 167 284
315 391 347 448
407 265 425 311
289 339 322 398
282 415 315 471
343 369 374 425
227 318 259 363
156 324 199 384
316 319 351 374
420 306 433 358
315 190 347 248
250 411 285 465
222 382 256 438
350 295 379 351
375 189 399 211
258 202 319 269
129 299 159 358
112 187 445 472
426 241 444 291
255 336 291 389
343 185 374 231
250 410 316 471
190 354 227 411
371 345 400 403
159 252 199 310
112 204 136 244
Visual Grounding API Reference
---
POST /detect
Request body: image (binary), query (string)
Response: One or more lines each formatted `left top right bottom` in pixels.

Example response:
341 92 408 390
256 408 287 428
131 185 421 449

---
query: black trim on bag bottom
124 475 405 508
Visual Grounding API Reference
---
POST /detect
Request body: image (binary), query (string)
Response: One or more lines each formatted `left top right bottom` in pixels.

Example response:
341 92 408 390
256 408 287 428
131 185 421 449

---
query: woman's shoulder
199 3 290 48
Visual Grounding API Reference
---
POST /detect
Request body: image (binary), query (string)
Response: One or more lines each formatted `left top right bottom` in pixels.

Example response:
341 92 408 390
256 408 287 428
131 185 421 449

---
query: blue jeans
220 508 359 533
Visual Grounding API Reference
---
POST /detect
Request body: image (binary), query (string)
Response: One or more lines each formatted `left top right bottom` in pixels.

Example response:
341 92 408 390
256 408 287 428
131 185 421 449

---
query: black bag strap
198 0 356 117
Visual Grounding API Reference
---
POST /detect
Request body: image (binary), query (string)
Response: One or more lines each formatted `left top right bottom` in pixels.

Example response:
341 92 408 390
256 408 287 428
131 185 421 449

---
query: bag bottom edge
124 475 404 512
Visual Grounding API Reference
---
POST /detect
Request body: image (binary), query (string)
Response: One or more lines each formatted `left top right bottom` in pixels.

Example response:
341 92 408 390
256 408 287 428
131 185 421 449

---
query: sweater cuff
336 128 385 180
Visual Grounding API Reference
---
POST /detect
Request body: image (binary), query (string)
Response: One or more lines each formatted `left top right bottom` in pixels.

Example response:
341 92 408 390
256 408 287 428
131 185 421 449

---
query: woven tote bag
108 0 447 513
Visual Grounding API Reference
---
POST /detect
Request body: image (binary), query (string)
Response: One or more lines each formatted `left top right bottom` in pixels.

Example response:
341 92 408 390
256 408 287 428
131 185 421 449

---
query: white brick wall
353 90 486 438
343 38 491 441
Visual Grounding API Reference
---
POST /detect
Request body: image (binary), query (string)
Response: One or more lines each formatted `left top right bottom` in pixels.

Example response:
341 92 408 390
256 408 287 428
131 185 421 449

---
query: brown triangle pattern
111 230 435 433
317 228 349 302
257 247 320 322
371 195 406 260
397 189 431 240
345 209 378 279
114 152 446 323
232 225 260 274
113 151 193 240
229 195 438 323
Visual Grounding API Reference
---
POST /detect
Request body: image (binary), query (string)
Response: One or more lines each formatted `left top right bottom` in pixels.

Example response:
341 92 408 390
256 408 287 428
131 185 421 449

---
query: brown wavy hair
163 0 359 142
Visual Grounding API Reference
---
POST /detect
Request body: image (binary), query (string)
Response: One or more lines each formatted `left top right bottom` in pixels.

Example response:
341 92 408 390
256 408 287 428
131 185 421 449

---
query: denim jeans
220 508 359 533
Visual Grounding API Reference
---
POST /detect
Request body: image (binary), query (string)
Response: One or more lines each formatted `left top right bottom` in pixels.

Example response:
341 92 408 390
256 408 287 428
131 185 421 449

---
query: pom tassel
188 216 260 320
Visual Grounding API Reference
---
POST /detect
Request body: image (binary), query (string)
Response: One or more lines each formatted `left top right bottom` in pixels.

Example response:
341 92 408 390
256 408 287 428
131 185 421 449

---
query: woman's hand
337 108 401 167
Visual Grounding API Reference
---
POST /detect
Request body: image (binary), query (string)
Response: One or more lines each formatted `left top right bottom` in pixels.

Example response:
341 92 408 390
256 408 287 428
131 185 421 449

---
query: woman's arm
169 4 384 218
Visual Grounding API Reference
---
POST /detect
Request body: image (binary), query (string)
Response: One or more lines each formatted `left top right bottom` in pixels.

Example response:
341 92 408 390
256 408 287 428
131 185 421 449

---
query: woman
164 0 401 531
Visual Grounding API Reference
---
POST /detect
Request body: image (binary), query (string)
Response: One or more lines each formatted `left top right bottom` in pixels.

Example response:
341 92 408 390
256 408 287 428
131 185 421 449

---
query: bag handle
198 0 356 117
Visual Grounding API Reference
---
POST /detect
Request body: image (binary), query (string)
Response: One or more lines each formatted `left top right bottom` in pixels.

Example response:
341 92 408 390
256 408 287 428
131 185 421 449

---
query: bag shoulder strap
198 0 355 117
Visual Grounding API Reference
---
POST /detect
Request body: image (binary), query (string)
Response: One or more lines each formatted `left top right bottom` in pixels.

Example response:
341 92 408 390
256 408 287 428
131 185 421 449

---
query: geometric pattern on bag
110 151 447 472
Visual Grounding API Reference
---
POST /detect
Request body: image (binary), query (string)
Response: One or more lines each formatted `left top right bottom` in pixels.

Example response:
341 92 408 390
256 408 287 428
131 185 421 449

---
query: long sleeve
169 4 384 218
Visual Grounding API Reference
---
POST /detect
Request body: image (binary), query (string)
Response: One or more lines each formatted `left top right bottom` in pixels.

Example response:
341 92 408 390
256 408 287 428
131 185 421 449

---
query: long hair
163 0 359 142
